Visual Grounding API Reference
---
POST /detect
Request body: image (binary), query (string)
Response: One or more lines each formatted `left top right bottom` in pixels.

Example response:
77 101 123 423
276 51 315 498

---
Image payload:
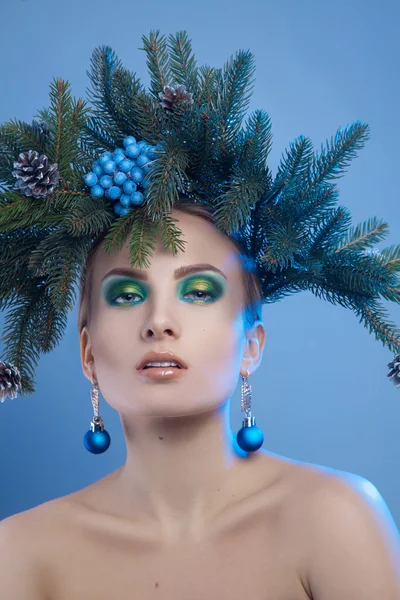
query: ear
79 326 95 383
241 320 266 377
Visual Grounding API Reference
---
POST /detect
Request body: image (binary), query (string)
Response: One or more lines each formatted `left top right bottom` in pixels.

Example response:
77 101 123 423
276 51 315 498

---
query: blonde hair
77 201 263 335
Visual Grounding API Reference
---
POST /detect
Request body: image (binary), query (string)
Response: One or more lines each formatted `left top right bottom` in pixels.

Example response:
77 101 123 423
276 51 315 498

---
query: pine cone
158 85 194 112
0 361 22 402
12 150 60 199
387 353 400 388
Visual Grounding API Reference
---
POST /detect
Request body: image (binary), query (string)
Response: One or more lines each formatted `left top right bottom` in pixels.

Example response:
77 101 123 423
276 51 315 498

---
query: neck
111 400 263 541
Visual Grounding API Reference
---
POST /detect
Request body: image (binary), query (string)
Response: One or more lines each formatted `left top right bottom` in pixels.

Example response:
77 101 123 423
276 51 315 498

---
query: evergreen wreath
0 30 399 399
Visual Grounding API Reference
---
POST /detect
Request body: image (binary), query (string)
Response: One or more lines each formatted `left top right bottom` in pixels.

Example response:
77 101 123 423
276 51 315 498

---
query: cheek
192 309 246 380
90 311 139 371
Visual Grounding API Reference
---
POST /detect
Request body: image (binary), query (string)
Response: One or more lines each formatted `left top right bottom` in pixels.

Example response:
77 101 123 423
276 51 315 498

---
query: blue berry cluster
83 136 161 216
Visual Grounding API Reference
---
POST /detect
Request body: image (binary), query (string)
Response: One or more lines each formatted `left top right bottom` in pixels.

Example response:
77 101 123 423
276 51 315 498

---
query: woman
0 32 399 599
1 204 400 599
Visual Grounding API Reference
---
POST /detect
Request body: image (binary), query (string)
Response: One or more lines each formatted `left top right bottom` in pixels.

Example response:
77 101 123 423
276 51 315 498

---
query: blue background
1 0 399 528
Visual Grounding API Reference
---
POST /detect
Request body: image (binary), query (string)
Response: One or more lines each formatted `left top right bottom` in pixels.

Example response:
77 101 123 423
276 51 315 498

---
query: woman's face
80 210 265 417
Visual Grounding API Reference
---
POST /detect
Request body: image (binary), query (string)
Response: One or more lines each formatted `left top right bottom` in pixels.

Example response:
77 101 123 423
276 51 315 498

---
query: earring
236 369 264 452
83 378 111 454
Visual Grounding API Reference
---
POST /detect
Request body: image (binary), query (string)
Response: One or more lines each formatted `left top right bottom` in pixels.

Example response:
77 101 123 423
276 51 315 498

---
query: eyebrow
101 263 228 283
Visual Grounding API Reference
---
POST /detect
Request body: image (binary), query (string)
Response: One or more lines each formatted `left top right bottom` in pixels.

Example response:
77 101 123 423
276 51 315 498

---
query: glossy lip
136 350 188 371
137 366 188 381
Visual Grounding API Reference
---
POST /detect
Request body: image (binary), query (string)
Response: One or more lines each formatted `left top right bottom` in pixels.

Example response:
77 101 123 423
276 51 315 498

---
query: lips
136 351 188 370
143 364 181 369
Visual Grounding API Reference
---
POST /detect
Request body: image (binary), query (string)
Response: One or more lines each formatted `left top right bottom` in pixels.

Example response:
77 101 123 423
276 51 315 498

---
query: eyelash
111 289 216 305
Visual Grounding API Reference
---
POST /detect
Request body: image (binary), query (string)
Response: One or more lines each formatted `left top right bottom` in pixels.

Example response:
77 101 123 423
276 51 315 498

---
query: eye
111 292 143 305
182 289 215 302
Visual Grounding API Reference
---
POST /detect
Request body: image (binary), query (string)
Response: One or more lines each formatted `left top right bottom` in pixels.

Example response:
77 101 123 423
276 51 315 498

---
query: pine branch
152 211 187 258
357 299 400 354
126 208 158 269
308 206 353 256
81 116 118 155
167 30 199 96
27 229 86 314
274 135 315 189
63 195 114 237
144 129 190 220
45 78 91 186
195 65 219 109
140 30 171 101
307 121 371 187
334 216 390 253
213 49 256 160
85 46 146 140
126 91 164 142
212 170 266 235
238 109 273 169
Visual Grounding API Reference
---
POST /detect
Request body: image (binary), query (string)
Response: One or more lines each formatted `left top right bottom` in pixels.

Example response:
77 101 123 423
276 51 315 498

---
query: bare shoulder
284 460 400 599
0 503 63 599
0 495 73 561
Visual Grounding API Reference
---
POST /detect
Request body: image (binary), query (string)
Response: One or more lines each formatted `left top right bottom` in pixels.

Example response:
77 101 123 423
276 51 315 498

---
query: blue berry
125 144 141 159
114 203 131 216
113 153 126 167
84 172 98 187
130 167 145 183
103 160 116 175
113 147 126 155
92 163 103 176
98 152 113 165
120 194 131 207
123 136 137 147
108 186 122 200
131 191 144 205
141 178 151 189
99 175 113 189
91 185 105 198
119 159 134 173
114 171 128 186
146 146 157 159
136 154 150 168
123 180 137 194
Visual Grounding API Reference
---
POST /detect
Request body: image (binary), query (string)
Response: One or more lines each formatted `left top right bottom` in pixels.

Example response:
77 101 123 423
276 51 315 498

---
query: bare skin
8 449 322 600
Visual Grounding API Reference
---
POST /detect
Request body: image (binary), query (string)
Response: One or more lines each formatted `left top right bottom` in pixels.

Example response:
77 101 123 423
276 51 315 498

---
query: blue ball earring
83 378 111 454
236 369 264 452
84 370 263 454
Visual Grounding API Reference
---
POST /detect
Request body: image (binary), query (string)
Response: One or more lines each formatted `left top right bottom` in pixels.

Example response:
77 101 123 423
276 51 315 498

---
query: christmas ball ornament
236 417 264 452
84 416 111 454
